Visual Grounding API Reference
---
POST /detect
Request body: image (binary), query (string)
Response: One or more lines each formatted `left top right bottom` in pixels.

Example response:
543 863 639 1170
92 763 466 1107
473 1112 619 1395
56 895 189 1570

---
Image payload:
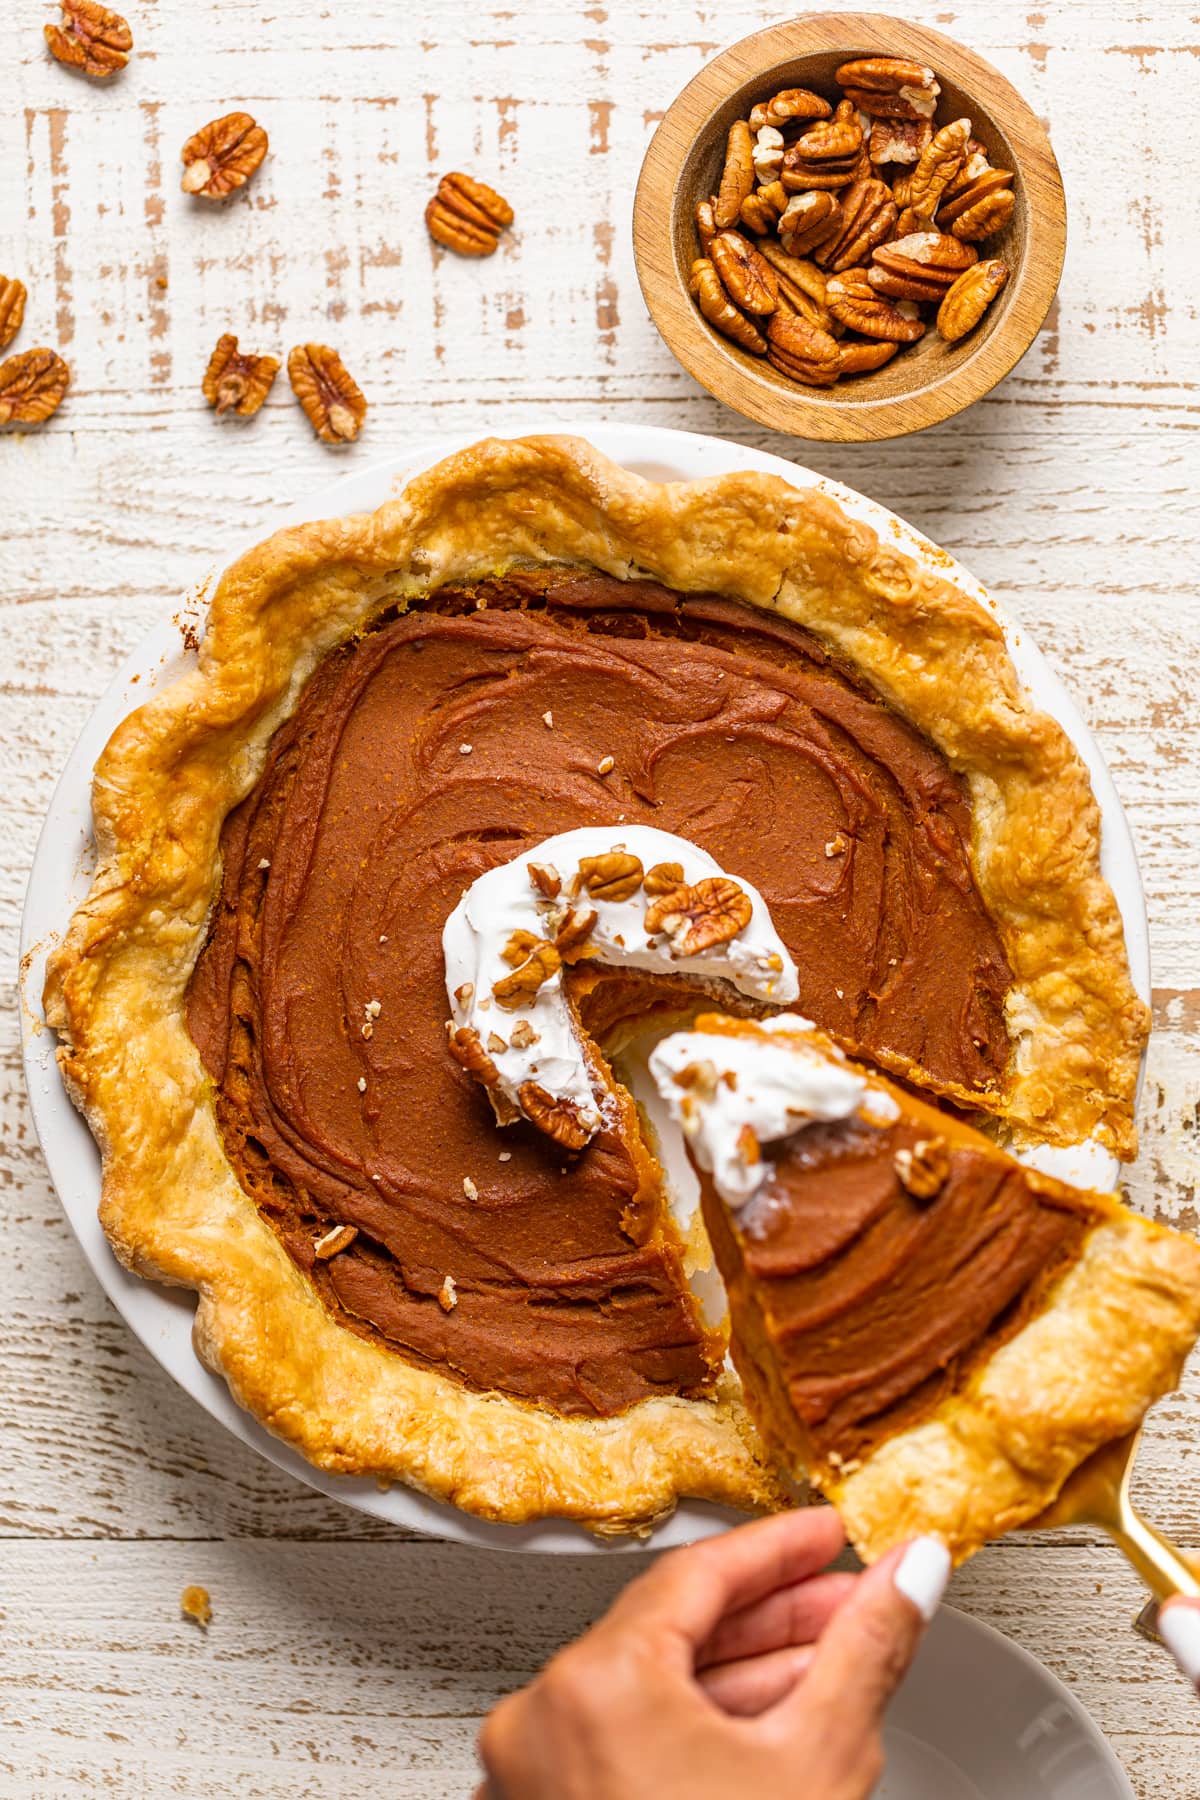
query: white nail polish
1159 1604 1200 1685
893 1536 951 1623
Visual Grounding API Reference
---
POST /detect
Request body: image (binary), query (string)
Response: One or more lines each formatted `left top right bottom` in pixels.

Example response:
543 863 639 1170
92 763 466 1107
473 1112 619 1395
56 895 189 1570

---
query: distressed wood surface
2 0 1199 1793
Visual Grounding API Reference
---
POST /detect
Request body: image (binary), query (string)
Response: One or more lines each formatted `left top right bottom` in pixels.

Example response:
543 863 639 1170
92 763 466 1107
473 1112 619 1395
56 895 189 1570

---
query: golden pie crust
44 435 1151 1531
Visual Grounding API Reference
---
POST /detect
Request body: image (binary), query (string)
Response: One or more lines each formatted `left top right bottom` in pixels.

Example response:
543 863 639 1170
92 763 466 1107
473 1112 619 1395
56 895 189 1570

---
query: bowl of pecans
632 14 1065 441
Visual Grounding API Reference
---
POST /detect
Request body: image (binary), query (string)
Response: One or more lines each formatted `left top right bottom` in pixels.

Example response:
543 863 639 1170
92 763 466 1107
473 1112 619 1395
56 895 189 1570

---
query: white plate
20 421 1151 1553
876 1605 1134 1799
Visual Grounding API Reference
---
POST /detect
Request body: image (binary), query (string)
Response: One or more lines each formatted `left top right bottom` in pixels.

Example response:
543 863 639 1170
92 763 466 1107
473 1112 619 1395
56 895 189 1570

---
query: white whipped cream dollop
442 826 799 1144
649 1020 897 1208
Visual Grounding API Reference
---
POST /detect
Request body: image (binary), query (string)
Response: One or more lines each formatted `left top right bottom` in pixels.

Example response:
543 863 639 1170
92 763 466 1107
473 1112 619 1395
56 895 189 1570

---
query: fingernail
892 1536 951 1623
1159 1602 1200 1685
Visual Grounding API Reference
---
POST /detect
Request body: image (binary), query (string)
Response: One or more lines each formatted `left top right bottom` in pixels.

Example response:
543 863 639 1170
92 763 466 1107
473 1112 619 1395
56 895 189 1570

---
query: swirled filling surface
186 568 1012 1416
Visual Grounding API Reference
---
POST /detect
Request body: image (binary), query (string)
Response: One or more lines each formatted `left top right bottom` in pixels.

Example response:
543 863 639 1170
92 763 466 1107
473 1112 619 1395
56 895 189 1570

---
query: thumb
1159 1598 1200 1692
782 1536 950 1745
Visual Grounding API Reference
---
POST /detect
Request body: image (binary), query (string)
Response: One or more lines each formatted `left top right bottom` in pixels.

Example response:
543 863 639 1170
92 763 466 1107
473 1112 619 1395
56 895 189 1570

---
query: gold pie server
1026 1428 1200 1633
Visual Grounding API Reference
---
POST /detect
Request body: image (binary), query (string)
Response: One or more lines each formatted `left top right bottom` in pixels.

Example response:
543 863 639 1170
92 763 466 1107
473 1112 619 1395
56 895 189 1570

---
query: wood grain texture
3 0 1200 1793
633 13 1066 439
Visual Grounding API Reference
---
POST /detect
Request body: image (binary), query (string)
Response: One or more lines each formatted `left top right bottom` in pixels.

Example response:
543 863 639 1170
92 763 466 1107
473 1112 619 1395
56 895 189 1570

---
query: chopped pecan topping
894 1135 951 1200
937 258 1009 343
714 119 755 229
492 938 562 1009
644 876 753 957
527 860 561 899
0 348 70 427
578 850 644 904
509 1019 539 1049
287 342 367 443
501 928 543 966
673 1060 719 1100
553 904 598 960
0 277 27 352
737 1123 761 1166
314 1223 358 1260
44 0 131 77
518 1081 592 1151
425 172 513 256
181 113 268 198
447 1023 501 1088
643 861 685 896
201 333 279 418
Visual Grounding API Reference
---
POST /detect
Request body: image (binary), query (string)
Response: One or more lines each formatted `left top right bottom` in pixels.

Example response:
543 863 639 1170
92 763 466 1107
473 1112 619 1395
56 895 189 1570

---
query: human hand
1159 1597 1200 1692
474 1508 950 1800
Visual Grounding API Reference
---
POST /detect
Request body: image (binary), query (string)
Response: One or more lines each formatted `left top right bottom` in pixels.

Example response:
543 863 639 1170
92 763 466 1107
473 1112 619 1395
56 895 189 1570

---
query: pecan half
447 1024 501 1088
739 180 787 235
492 938 562 1009
838 338 900 376
689 258 767 354
938 163 1012 223
709 231 778 315
518 1082 593 1151
0 348 70 427
202 333 280 418
644 876 753 957
813 178 897 272
782 101 863 191
578 850 643 903
748 88 831 134
714 120 756 229
287 342 367 443
0 277 27 352
755 240 839 334
425 172 513 256
695 197 718 253
896 117 971 230
937 257 1009 342
181 113 268 198
868 116 932 166
777 190 842 257
894 1135 950 1200
766 311 841 386
836 57 939 121
44 0 131 77
872 230 977 293
826 271 926 342
866 263 948 305
751 126 785 186
500 928 543 966
643 861 685 896
938 168 1016 241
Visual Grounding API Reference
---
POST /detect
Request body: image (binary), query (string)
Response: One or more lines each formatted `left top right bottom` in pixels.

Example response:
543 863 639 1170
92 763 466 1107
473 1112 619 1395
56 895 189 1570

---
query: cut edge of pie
658 1013 1200 1565
41 433 1152 1529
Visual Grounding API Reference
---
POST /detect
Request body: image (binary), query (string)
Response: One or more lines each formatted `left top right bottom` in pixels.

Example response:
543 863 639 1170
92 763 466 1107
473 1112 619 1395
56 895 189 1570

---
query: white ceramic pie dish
20 421 1150 1554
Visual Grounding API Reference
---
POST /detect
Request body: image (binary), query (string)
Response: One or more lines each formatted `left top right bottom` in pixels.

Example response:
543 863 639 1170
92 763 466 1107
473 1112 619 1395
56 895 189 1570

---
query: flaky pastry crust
44 435 1147 1527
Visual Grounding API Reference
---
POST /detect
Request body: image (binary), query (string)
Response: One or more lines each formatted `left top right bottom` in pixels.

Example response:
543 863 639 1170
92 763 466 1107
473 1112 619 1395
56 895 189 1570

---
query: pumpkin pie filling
186 566 1014 1418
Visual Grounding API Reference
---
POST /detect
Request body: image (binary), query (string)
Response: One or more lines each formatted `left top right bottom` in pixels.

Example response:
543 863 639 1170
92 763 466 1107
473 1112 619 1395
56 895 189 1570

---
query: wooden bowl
632 14 1066 442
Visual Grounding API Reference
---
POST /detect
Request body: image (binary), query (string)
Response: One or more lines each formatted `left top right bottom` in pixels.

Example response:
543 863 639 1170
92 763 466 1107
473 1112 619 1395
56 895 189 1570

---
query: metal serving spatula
1027 1429 1200 1634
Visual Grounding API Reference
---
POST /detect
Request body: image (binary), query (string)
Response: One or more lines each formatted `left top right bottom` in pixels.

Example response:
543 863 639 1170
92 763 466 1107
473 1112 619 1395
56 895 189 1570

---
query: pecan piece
447 1024 501 1088
527 860 561 899
751 127 785 186
518 1082 593 1151
202 333 280 418
288 342 367 443
766 311 841 387
814 179 897 273
866 264 947 305
782 101 863 192
937 164 1013 224
939 170 1016 242
748 88 831 134
314 1223 358 1260
644 876 753 957
896 118 972 230
894 1136 950 1200
694 197 718 253
689 258 767 355
181 113 268 199
868 116 932 166
44 0 131 77
836 57 940 121
500 928 543 967
0 277 27 352
937 258 1009 342
777 191 842 257
838 338 900 376
826 272 925 343
493 938 562 1009
578 850 644 904
714 120 756 229
553 904 598 960
643 861 685 896
0 348 70 427
709 231 778 316
872 230 977 294
425 172 513 256
739 180 787 235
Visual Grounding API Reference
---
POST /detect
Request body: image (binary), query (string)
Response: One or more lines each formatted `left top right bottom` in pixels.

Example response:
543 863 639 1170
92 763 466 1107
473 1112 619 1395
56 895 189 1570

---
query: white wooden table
4 2 1199 1792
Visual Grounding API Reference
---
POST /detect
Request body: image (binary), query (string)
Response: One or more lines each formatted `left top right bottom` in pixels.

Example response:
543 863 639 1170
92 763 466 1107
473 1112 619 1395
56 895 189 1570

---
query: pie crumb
543 710 554 727
181 1584 212 1630
463 1176 478 1200
499 1151 512 1162
597 755 615 775
459 743 473 755
357 1076 367 1093
439 1274 458 1312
